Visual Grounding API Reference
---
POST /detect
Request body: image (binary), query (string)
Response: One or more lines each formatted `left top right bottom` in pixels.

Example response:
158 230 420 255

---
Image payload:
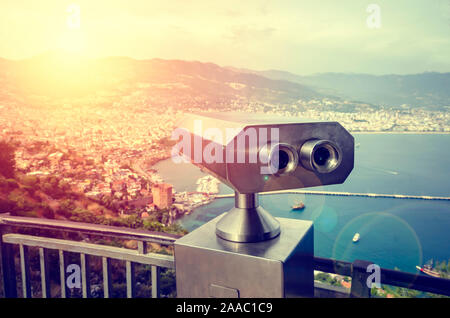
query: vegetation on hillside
0 139 183 297
0 139 186 236
0 140 16 178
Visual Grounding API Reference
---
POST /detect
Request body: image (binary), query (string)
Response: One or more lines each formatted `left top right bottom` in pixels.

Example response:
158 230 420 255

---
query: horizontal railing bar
0 214 179 245
313 256 450 297
380 267 450 296
314 257 352 276
3 234 175 269
2 215 449 298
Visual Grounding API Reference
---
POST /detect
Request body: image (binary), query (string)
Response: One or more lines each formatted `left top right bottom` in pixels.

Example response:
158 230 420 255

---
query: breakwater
214 190 450 201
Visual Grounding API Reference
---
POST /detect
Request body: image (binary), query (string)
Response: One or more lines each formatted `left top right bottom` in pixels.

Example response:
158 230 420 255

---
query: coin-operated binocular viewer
173 113 354 297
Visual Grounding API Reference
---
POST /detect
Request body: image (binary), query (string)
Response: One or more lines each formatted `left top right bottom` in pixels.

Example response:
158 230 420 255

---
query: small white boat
291 201 305 211
352 233 360 243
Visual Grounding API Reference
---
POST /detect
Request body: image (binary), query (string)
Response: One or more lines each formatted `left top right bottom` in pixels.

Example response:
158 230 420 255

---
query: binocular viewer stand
175 191 314 298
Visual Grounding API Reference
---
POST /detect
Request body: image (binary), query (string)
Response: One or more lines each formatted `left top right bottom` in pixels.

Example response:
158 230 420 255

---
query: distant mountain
3 52 447 110
0 51 322 105
232 67 450 109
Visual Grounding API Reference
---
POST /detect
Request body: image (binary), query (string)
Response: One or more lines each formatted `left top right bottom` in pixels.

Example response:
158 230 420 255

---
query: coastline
151 155 221 218
351 131 450 134
150 133 450 223
214 190 450 201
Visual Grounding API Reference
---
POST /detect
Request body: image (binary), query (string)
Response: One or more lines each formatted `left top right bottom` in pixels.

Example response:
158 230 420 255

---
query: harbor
172 175 221 215
154 134 450 274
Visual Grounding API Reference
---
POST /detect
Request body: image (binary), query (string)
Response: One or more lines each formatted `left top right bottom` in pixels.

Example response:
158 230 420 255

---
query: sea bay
153 133 450 273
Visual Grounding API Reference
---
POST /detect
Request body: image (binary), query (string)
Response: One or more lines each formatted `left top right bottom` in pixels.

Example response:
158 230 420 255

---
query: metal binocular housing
172 112 354 243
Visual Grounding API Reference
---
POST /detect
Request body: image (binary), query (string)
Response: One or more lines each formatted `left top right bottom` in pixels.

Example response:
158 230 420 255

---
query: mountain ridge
0 53 323 104
0 52 448 110
227 66 450 109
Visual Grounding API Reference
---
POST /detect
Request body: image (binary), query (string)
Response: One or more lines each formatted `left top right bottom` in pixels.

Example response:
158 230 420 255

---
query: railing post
351 259 373 298
151 265 160 298
59 250 69 298
19 244 32 298
102 257 113 298
126 261 135 298
137 241 147 254
80 253 91 298
0 227 17 298
39 248 52 298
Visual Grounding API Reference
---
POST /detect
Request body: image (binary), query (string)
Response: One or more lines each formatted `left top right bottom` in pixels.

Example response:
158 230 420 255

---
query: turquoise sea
153 134 450 274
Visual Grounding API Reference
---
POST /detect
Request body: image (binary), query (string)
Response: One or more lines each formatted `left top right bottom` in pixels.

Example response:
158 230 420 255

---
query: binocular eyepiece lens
277 149 290 170
313 146 331 166
261 140 341 176
300 139 342 173
261 143 298 175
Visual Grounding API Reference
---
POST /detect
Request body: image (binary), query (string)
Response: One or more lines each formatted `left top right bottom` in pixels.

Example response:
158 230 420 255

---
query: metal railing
0 213 179 298
1 213 449 298
314 257 450 297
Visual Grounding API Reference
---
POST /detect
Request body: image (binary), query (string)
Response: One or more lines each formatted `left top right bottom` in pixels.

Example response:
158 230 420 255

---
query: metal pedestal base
215 192 280 243
175 215 314 298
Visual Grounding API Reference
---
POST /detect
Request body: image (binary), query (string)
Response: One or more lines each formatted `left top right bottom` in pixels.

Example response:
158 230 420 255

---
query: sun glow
58 29 86 55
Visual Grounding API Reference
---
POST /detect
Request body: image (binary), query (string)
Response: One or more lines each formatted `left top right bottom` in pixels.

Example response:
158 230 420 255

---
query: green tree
6 179 19 189
8 190 33 211
21 175 39 187
165 223 188 235
439 260 448 273
0 140 16 178
57 199 76 217
159 269 177 297
123 214 143 229
41 204 55 219
143 220 164 232
0 198 15 213
70 208 96 223
58 179 70 191
41 181 54 195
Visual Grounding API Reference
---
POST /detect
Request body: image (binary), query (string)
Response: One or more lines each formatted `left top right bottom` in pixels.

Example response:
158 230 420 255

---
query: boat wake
385 170 399 175
361 165 399 175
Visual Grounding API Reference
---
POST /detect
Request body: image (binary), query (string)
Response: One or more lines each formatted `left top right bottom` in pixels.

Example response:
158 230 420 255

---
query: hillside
2 52 449 111
232 67 450 109
0 172 114 221
0 51 323 105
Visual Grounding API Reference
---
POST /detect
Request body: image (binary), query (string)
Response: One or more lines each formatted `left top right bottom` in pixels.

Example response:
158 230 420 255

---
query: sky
0 0 449 75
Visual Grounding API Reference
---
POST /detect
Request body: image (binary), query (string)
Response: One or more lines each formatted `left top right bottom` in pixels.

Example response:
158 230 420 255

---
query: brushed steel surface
209 284 240 298
175 112 354 194
215 206 280 242
175 215 314 298
174 112 353 244
216 192 280 242
235 192 258 208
